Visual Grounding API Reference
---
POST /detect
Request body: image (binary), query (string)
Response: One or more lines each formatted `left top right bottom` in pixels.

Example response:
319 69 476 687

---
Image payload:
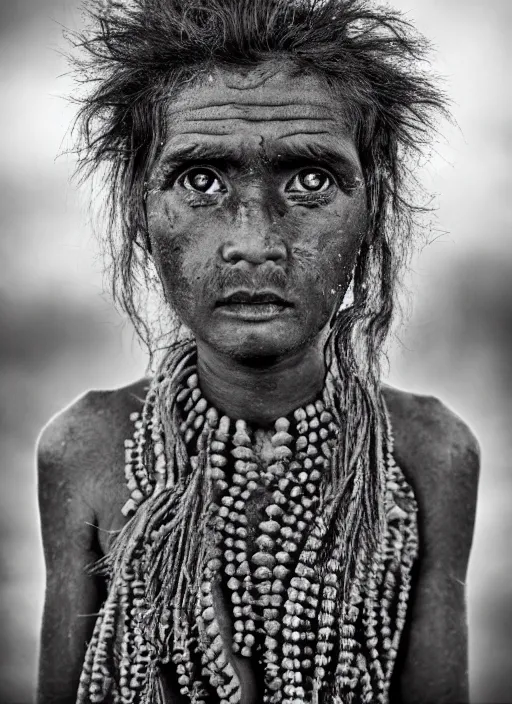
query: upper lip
217 289 292 306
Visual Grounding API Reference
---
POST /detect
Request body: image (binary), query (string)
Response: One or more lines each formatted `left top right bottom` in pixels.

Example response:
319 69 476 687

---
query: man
37 0 480 703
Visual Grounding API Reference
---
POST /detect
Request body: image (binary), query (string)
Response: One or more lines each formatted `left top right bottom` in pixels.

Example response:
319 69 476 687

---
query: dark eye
180 168 225 194
286 169 333 193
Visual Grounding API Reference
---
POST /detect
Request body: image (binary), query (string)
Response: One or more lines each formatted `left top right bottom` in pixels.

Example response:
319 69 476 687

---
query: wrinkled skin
146 62 367 364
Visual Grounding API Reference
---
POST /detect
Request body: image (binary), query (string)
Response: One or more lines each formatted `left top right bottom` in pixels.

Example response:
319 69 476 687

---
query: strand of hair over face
69 0 449 372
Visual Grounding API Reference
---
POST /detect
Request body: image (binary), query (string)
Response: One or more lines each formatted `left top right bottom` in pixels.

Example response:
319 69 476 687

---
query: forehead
159 62 359 165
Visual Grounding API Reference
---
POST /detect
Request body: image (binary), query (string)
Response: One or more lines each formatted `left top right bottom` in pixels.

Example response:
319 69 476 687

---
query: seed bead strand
257 416 294 665
208 417 253 659
380 524 401 687
380 457 406 686
366 545 389 701
172 623 200 702
262 423 305 704
380 417 418 692
76 602 106 702
386 455 418 691
282 411 328 701
117 564 139 704
198 548 241 704
282 518 326 704
334 545 368 700
150 401 169 495
122 388 157 516
87 589 119 703
253 418 297 700
356 652 373 704
180 494 224 704
308 411 338 691
129 565 160 703
207 414 230 494
179 373 209 447
277 406 333 704
218 419 258 658
313 554 341 699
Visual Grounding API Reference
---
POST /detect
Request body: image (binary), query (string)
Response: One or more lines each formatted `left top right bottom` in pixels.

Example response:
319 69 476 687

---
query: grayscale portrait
0 1 510 703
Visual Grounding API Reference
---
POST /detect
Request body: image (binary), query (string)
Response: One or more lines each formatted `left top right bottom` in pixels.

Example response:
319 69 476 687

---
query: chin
207 323 317 366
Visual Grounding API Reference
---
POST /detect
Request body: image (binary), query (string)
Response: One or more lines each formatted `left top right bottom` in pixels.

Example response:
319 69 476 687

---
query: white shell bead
276 551 291 564
272 431 293 446
273 565 289 580
274 446 293 460
296 436 308 450
255 534 274 550
260 520 280 534
252 552 275 568
264 620 280 636
275 417 290 432
186 373 198 388
232 446 253 460
254 566 272 580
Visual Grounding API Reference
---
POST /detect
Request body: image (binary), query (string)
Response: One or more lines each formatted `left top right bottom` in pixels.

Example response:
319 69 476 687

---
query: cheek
325 194 367 259
147 197 209 309
292 197 367 285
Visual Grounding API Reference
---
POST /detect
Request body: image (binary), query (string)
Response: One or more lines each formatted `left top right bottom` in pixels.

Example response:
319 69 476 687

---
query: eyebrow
266 141 361 176
158 143 243 173
158 139 362 182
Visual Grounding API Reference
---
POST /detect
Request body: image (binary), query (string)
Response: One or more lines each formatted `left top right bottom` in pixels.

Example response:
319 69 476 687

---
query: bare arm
37 409 105 704
390 396 481 703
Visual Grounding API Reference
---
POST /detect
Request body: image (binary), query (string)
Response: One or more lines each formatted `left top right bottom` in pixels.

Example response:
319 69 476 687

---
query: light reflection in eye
286 169 333 193
181 168 225 194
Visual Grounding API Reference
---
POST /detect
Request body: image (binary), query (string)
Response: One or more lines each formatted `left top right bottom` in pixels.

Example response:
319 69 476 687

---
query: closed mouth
215 290 292 322
216 290 292 307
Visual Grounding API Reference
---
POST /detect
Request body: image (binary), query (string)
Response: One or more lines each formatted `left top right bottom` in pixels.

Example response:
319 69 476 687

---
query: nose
221 197 287 266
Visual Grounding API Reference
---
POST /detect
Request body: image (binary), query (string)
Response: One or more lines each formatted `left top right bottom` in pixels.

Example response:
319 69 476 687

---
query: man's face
147 62 367 362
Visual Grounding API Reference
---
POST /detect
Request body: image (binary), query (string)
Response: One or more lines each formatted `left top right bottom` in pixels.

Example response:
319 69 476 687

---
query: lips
217 290 291 307
216 290 292 321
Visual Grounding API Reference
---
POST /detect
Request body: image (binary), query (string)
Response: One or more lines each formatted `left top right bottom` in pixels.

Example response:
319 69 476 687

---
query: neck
196 338 327 427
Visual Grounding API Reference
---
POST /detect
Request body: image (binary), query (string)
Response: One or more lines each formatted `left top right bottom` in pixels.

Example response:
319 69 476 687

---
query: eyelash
287 192 333 206
168 165 342 200
178 167 224 191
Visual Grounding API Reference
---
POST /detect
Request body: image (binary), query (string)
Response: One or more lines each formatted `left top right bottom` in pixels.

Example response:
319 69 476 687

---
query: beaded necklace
77 340 418 704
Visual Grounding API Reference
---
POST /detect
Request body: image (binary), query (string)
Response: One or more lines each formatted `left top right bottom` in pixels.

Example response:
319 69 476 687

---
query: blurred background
0 0 510 701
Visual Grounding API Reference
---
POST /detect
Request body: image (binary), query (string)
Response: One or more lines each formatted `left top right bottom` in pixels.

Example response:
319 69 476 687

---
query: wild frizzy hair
68 0 448 376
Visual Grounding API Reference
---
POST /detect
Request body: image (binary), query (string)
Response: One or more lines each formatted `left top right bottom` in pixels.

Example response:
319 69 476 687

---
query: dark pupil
300 171 326 191
191 170 214 192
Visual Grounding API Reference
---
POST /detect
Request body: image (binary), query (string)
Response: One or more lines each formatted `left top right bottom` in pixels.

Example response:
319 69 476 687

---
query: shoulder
382 385 480 574
37 378 151 517
382 384 480 470
382 385 480 483
38 378 150 458
38 378 150 464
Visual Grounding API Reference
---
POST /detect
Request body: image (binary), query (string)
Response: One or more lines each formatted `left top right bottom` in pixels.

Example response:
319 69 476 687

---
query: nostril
221 240 286 266
223 248 243 264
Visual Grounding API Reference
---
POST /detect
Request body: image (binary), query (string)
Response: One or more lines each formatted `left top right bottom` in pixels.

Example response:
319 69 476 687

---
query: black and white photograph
0 1 510 703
